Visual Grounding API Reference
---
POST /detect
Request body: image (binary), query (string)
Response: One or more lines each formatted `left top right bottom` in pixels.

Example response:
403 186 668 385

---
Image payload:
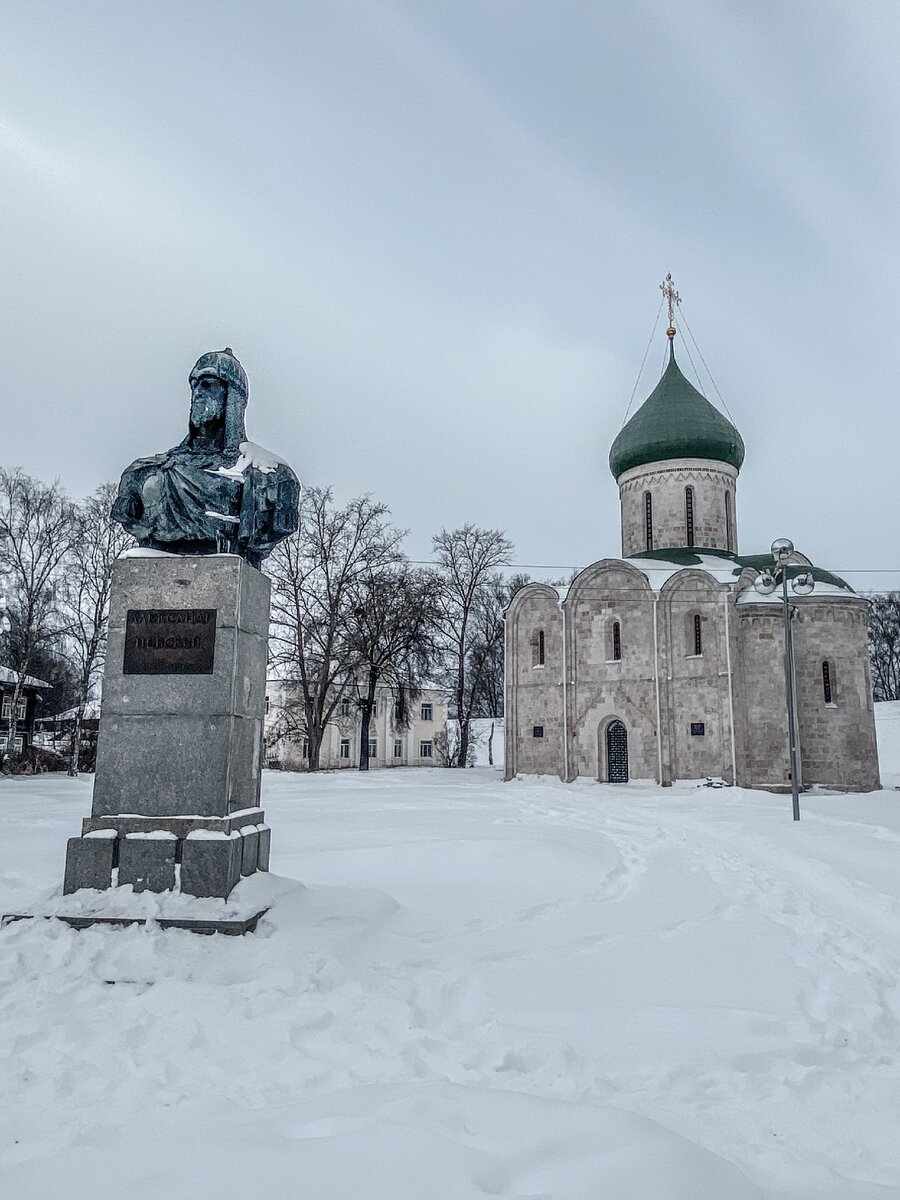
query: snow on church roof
537 550 857 606
625 548 857 600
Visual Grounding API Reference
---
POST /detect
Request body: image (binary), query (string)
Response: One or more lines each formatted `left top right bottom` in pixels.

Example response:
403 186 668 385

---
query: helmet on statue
188 348 248 451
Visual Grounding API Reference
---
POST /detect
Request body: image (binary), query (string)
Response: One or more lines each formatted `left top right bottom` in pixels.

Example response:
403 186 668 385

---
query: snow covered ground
2 713 900 1198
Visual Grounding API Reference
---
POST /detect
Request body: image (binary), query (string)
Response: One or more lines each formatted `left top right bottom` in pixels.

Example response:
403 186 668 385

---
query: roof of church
609 345 745 479
628 548 854 594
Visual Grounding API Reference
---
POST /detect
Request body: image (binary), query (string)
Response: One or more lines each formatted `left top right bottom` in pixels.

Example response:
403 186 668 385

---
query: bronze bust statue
111 349 300 567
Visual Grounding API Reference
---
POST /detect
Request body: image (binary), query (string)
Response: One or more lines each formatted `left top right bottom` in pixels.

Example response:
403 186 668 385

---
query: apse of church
504 278 879 793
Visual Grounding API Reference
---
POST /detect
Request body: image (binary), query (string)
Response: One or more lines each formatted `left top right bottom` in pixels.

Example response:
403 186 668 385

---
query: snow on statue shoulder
111 348 300 568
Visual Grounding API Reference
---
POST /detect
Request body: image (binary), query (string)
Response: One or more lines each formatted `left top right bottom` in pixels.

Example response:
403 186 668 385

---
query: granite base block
118 838 177 893
257 826 271 871
240 829 260 877
181 837 243 899
63 837 115 895
1 911 269 936
82 809 265 838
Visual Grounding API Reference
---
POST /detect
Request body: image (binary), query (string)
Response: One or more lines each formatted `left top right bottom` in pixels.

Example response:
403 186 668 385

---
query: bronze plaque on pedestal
123 609 217 675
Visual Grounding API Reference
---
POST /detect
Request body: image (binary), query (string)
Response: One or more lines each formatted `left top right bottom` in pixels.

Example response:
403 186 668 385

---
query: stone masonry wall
658 573 735 783
792 598 880 791
618 458 738 556
735 605 791 789
504 586 564 778
566 563 659 782
505 563 880 794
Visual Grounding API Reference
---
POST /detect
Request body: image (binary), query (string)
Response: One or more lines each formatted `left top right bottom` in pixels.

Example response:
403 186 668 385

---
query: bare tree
60 484 133 773
868 592 900 701
431 525 513 768
266 487 405 769
0 469 78 766
468 572 531 718
464 572 530 766
346 564 441 770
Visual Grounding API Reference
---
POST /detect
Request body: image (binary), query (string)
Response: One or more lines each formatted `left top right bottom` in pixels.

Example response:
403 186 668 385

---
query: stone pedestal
63 554 272 900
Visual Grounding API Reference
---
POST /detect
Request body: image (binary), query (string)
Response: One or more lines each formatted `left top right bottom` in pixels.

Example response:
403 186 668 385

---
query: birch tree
266 487 404 769
346 564 440 770
60 483 133 773
868 592 900 702
0 469 77 766
431 525 513 768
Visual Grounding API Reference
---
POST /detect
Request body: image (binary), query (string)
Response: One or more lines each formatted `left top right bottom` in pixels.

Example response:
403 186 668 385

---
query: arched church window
685 486 695 547
822 660 834 704
612 621 621 661
725 491 733 553
685 612 702 656
644 492 653 551
531 629 545 668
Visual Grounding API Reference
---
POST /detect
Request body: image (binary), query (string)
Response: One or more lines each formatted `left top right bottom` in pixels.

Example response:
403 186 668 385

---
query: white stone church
504 321 879 791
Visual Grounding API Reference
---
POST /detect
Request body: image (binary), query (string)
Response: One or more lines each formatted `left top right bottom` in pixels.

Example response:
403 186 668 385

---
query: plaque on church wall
690 722 705 737
123 609 217 675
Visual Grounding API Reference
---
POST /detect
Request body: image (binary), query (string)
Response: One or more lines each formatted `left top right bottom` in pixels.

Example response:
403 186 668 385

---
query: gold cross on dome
660 272 681 339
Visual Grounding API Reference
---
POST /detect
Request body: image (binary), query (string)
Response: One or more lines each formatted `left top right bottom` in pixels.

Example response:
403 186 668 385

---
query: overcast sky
2 1 899 589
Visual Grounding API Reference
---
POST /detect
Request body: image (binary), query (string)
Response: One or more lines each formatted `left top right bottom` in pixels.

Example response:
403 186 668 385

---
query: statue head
187 348 248 452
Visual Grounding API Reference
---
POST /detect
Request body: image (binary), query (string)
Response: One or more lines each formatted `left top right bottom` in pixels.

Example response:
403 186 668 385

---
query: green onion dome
609 345 744 480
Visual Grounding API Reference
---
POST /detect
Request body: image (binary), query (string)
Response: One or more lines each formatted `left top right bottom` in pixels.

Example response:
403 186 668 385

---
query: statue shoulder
116 451 166 487
232 441 300 487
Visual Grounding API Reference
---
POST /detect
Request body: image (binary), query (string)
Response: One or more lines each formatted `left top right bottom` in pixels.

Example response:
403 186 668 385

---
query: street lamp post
753 539 816 821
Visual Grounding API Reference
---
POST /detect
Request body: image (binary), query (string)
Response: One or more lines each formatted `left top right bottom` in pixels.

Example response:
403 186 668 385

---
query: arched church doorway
606 720 629 783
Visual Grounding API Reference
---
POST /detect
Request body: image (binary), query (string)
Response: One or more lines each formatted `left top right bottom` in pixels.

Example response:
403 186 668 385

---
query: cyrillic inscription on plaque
123 609 217 675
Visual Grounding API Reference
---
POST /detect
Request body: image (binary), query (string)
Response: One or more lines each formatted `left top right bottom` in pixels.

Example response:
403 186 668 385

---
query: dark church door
606 720 628 783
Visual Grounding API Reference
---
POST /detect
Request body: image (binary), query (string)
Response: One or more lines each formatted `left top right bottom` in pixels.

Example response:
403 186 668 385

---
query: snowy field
3 716 900 1197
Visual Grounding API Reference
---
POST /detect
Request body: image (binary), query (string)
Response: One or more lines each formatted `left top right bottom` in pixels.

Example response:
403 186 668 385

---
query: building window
690 722 705 737
394 699 403 721
693 613 702 656
370 700 378 718
685 486 694 547
612 620 621 661
533 725 544 738
302 737 310 759
339 738 350 759
340 697 352 718
531 628 545 668
368 739 378 759
644 491 653 551
0 735 24 751
725 491 733 552
1 697 26 720
419 740 433 758
822 660 834 705
265 695 270 715
393 738 403 758
420 702 433 722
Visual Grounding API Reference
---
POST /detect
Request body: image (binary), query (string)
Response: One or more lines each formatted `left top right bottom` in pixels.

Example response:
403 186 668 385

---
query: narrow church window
612 621 621 661
532 629 545 668
694 613 702 656
822 660 834 704
644 492 653 551
685 486 695 547
725 491 733 552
